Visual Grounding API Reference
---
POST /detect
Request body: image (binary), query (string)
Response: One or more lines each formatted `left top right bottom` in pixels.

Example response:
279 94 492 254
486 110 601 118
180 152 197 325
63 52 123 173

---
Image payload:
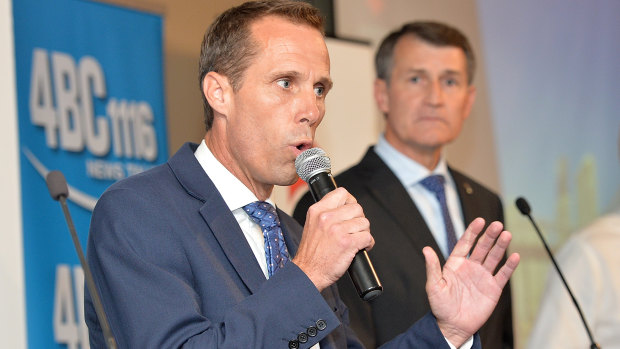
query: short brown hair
198 0 324 131
375 21 476 85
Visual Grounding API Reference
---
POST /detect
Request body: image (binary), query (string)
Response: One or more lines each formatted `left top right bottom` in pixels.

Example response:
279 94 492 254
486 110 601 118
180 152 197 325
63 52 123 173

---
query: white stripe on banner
23 147 98 211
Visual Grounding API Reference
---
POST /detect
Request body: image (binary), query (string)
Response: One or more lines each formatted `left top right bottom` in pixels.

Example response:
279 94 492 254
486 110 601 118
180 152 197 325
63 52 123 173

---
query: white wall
0 0 27 347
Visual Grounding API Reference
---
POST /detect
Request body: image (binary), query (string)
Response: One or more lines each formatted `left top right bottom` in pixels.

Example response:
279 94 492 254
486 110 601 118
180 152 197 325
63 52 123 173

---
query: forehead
249 15 330 69
392 35 466 73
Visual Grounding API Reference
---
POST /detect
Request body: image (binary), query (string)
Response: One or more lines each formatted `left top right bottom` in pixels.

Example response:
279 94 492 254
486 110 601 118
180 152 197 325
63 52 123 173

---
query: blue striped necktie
243 201 290 277
420 174 458 254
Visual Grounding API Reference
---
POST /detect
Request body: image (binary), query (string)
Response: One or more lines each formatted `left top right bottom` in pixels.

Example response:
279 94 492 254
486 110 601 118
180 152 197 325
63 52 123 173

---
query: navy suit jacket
85 143 481 348
294 147 512 349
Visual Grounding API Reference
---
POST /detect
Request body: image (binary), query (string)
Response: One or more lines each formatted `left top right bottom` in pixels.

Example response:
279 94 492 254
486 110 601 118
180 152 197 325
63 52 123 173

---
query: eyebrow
269 70 333 89
405 68 464 77
320 77 334 91
441 69 464 77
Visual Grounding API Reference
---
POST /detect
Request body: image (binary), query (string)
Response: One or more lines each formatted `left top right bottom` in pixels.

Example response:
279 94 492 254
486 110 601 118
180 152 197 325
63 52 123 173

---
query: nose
425 80 444 106
295 88 322 126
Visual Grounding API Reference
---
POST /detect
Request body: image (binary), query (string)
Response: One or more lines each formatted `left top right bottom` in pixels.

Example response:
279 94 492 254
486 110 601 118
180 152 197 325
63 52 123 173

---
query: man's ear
374 78 390 115
202 71 232 116
462 85 477 121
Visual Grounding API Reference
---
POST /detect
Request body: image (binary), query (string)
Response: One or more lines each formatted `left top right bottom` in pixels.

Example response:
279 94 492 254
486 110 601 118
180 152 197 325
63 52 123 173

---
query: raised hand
424 218 520 347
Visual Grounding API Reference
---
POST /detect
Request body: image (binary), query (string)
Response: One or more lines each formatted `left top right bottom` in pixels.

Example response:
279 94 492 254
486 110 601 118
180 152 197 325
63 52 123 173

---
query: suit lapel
449 167 478 226
199 194 267 294
169 143 267 294
360 149 446 265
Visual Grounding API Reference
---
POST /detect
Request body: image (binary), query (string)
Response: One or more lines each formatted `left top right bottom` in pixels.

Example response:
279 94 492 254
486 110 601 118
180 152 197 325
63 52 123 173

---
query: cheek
392 92 417 111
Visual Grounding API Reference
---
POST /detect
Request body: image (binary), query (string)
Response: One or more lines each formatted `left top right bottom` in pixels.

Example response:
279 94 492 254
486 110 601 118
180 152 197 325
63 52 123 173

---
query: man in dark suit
86 4 519 348
294 22 514 349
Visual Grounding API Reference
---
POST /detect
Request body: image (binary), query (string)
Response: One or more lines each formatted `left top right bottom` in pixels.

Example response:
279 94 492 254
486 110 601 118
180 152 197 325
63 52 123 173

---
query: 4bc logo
54 265 89 349
30 48 158 161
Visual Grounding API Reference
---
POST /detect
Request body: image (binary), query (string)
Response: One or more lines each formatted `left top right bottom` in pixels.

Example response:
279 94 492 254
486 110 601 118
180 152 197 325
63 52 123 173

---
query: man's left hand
424 218 520 347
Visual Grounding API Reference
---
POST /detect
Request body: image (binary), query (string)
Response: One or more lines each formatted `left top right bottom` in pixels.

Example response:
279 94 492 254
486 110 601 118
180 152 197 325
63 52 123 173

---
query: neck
390 142 442 171
410 150 441 170
203 132 274 201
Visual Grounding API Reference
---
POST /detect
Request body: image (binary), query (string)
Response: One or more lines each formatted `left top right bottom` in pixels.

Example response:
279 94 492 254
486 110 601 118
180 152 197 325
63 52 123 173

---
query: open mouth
294 141 312 153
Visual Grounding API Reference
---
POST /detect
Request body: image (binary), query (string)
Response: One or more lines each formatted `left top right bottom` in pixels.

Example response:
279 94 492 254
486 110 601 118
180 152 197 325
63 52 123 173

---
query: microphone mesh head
295 147 331 182
46 170 69 200
515 197 531 215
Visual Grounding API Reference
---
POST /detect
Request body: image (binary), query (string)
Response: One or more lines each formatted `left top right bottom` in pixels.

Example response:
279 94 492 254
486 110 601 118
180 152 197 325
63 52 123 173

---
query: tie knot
420 174 446 196
243 201 279 229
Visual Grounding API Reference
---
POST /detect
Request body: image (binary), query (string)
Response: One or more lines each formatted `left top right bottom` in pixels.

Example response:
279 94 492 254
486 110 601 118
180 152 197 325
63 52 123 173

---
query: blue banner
13 0 167 347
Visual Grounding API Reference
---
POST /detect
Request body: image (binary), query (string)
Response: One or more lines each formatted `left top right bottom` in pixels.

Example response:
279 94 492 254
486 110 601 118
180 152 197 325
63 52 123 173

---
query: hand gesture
424 218 520 347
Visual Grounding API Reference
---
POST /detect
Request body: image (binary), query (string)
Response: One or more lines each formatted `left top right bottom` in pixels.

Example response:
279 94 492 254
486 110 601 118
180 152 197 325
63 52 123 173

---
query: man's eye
410 76 421 83
314 86 324 97
445 78 458 86
277 80 291 88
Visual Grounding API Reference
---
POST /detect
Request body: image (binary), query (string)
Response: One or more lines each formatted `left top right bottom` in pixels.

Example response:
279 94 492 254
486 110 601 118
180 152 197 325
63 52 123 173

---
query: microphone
295 148 383 301
46 171 117 349
515 197 600 349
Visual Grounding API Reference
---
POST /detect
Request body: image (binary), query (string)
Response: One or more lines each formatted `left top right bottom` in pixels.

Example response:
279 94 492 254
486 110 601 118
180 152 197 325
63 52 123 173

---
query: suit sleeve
377 313 481 349
86 187 341 348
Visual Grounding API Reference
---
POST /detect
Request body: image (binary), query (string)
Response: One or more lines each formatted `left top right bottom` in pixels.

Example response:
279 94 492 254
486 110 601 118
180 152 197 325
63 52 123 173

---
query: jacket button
288 339 299 349
307 326 317 337
316 319 327 331
298 332 309 343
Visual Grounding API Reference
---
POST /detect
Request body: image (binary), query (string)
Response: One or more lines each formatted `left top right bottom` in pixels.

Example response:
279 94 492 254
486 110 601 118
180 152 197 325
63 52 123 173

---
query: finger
334 215 370 236
450 217 485 258
358 228 375 251
482 230 512 272
320 201 365 226
334 216 373 249
308 194 363 228
423 246 442 288
494 252 520 289
314 187 356 210
469 221 504 264
331 187 357 206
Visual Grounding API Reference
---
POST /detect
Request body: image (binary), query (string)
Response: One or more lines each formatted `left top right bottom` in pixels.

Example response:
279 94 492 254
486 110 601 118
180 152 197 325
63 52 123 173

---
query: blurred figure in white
528 130 620 349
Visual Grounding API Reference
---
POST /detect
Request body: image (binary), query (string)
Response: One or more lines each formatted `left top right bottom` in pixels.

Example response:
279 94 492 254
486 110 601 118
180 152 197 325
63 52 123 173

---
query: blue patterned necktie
243 201 290 277
420 174 458 255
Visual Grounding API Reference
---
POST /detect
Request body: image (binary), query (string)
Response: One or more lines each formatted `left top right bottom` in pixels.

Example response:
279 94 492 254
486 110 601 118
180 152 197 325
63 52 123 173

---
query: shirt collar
374 133 450 187
194 140 274 211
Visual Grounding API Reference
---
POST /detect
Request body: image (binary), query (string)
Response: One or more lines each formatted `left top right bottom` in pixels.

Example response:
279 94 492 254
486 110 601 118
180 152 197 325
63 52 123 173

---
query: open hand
424 218 520 347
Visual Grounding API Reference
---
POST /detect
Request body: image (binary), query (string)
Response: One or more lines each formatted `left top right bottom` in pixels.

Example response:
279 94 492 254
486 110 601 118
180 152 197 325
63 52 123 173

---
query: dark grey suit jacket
294 147 513 349
85 143 480 349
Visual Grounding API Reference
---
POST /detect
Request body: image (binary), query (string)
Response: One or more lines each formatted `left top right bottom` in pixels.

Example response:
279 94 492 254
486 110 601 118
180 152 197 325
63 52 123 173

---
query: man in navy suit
294 22 514 348
85 2 519 348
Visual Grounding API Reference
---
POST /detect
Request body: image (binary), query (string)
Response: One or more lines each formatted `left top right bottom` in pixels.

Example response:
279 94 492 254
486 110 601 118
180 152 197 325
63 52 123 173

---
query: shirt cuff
445 335 474 349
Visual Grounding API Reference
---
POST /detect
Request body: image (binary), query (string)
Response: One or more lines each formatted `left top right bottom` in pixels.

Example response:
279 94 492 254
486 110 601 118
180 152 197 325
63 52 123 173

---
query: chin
280 175 299 186
275 170 299 187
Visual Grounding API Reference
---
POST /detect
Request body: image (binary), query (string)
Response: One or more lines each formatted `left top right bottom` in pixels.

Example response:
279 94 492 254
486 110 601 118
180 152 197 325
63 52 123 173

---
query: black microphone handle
307 171 383 301
522 211 600 349
57 196 117 349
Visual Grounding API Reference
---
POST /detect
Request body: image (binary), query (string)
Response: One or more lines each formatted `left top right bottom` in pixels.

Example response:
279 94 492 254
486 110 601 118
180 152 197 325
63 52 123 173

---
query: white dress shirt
374 134 466 257
194 140 273 279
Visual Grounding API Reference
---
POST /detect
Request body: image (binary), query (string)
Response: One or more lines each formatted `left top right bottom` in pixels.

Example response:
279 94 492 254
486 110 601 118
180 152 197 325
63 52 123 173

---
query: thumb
423 246 442 287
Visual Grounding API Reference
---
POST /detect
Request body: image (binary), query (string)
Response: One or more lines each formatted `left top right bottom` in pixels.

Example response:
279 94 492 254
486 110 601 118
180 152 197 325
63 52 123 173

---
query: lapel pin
464 182 473 195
